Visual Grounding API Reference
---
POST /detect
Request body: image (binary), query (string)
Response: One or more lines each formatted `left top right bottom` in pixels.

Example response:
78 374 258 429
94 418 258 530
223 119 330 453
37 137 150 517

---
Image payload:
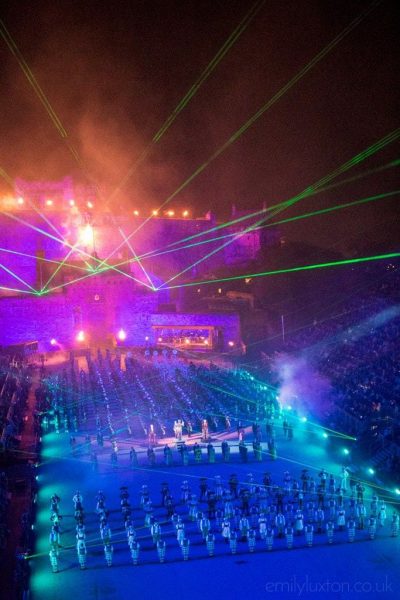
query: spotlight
167 210 175 217
69 199 75 206
343 448 350 455
185 338 190 344
87 201 94 209
50 338 57 346
218 288 222 294
204 340 209 345
367 467 375 475
152 210 159 216
117 329 127 342
158 337 163 342
80 224 93 246
395 488 400 496
322 432 328 439
145 336 149 341
228 341 235 347
45 199 53 207
287 405 292 411
76 330 85 343
17 197 24 205
301 416 307 422
182 210 189 217
133 210 139 216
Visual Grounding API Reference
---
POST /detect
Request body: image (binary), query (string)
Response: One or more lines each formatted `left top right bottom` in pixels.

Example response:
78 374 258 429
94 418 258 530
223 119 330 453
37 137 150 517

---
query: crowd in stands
260 263 400 482
0 354 37 598
0 357 32 450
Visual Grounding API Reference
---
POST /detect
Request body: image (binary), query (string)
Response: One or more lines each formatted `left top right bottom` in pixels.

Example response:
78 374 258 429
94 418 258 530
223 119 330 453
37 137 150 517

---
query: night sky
0 0 398 252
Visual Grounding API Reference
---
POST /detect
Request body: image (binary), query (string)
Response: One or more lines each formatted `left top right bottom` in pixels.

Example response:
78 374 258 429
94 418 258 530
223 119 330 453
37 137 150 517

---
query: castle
0 178 276 352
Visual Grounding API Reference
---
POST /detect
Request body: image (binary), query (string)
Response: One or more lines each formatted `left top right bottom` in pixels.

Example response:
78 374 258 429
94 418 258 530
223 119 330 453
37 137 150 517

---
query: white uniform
130 540 140 565
206 533 215 556
340 467 349 491
347 519 356 542
181 538 190 561
328 499 336 521
378 503 387 527
49 549 58 573
77 540 87 569
258 515 267 540
49 528 60 553
188 496 198 521
151 522 161 544
368 517 377 539
285 526 294 549
247 529 256 552
157 539 166 563
229 531 238 554
239 517 250 539
127 526 136 546
305 524 313 547
224 500 234 519
356 503 366 530
200 517 211 539
176 521 185 544
214 476 223 499
295 511 304 535
391 513 399 537
221 519 231 541
326 521 334 544
275 513 286 537
73 492 83 509
337 509 346 530
315 508 325 533
104 543 113 566
265 528 274 551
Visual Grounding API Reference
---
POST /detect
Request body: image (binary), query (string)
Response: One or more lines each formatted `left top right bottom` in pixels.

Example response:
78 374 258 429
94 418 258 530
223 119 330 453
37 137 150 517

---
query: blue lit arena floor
30 425 400 600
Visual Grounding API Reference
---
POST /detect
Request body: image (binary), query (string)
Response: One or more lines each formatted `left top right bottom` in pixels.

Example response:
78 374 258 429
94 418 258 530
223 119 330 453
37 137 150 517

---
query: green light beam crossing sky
108 0 266 204
162 252 400 290
98 0 381 269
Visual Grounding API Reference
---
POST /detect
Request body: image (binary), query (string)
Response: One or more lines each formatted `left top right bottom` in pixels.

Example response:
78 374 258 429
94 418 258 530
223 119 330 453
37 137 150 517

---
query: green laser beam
0 164 14 187
108 0 266 204
160 213 270 288
99 0 381 268
135 158 400 263
0 284 34 294
137 190 399 265
0 210 154 292
0 19 94 185
157 128 400 288
67 163 398 280
0 246 89 272
162 252 400 290
40 245 77 292
25 197 67 242
14 128 396 297
0 259 36 292
118 228 155 290
90 130 400 285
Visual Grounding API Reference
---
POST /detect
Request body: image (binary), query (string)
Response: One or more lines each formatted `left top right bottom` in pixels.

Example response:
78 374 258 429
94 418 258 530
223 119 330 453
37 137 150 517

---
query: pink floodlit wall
0 287 240 351
0 178 270 349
